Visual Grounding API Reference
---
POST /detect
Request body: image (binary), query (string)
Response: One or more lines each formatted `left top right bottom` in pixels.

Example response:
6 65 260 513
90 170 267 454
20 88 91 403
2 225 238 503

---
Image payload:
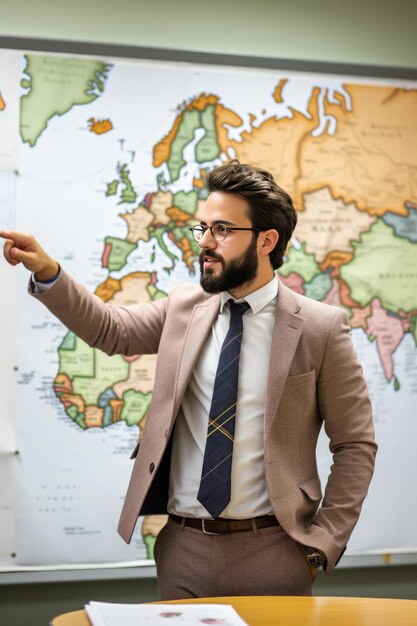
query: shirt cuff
29 267 61 294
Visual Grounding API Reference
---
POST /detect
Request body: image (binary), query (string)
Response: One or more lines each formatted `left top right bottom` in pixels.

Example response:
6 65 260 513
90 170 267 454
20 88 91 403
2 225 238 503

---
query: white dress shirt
168 275 278 519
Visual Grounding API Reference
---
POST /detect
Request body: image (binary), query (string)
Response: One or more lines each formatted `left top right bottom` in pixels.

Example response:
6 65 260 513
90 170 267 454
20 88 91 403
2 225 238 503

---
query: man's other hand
0 230 59 281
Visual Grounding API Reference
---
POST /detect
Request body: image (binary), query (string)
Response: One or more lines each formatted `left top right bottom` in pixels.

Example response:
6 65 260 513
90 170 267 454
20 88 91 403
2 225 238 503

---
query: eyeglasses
189 223 263 243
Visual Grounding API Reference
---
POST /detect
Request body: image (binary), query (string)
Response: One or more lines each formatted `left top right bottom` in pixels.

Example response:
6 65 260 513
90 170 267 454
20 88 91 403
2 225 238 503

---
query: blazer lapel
173 294 221 417
264 281 304 435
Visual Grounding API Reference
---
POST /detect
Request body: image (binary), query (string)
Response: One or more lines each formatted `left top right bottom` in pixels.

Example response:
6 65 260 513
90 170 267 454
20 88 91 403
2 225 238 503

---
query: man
1 160 376 599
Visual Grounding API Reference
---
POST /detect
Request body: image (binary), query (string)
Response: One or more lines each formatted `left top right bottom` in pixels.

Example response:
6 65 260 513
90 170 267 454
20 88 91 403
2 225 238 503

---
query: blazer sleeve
30 267 169 356
313 308 377 567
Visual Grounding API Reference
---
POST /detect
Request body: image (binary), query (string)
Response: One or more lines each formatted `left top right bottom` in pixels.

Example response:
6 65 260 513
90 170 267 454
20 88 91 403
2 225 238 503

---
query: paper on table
85 601 249 626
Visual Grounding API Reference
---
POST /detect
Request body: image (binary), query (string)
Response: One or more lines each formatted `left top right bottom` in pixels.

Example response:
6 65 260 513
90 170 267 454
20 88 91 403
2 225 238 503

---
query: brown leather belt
169 514 279 535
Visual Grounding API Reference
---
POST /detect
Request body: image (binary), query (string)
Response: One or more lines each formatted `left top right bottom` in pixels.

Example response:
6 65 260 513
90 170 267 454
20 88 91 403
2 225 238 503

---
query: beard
199 237 259 294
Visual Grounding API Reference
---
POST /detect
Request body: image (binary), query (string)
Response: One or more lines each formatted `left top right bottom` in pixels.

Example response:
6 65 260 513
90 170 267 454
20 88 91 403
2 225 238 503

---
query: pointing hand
0 230 59 281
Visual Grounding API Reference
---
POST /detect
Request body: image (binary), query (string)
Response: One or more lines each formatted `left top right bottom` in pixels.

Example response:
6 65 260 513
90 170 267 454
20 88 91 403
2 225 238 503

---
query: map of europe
2 50 416 566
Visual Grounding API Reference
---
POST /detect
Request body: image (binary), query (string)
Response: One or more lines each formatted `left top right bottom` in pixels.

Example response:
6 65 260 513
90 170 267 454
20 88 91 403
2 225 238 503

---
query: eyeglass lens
192 224 228 242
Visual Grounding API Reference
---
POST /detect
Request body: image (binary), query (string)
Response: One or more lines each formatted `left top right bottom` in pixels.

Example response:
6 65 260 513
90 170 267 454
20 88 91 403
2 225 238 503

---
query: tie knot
228 300 250 317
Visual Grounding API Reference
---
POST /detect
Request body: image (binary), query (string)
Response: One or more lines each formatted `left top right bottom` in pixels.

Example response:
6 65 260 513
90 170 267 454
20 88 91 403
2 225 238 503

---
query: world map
1 50 416 566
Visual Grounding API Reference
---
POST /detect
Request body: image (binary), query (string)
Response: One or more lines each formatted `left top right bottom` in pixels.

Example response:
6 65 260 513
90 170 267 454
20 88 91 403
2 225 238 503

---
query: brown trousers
153 518 315 600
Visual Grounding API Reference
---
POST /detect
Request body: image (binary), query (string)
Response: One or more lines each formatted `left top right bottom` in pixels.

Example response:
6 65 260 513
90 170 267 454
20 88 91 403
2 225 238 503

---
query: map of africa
1 49 416 567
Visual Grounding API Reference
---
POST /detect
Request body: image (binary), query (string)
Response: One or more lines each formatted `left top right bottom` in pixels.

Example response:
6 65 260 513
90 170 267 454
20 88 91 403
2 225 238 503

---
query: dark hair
206 160 298 269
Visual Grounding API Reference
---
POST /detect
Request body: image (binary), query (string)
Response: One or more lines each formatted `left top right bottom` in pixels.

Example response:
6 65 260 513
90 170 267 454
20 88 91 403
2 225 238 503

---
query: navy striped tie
197 300 250 518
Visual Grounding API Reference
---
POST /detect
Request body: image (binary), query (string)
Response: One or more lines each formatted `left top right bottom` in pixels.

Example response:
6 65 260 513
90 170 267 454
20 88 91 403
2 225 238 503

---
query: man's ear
260 229 279 256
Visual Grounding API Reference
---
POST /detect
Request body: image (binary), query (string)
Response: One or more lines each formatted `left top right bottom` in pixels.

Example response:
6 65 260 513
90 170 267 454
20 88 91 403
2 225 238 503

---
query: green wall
1 0 417 69
1 1 416 624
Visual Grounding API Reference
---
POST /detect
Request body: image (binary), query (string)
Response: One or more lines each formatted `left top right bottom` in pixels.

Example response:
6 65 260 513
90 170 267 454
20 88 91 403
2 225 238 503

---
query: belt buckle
202 518 220 535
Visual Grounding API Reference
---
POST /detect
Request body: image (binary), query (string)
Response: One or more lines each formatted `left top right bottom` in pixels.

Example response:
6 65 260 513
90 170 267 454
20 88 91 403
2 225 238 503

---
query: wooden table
51 595 417 626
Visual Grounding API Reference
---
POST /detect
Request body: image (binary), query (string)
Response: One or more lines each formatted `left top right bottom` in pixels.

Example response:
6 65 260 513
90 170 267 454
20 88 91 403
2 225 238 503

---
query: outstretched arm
0 229 168 356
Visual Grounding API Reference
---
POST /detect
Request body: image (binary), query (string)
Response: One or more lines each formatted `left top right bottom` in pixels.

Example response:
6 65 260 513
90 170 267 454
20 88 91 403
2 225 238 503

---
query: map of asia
0 50 416 566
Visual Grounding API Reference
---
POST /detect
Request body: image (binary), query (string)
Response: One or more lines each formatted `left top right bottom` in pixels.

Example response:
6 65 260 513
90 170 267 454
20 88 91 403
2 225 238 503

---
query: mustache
199 250 225 265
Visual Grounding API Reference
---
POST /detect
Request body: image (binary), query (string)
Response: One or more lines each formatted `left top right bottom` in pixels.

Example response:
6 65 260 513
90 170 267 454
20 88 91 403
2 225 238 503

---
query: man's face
198 191 259 294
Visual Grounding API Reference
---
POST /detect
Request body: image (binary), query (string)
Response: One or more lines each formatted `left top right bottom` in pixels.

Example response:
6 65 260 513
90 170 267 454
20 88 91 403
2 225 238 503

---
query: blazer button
149 462 155 473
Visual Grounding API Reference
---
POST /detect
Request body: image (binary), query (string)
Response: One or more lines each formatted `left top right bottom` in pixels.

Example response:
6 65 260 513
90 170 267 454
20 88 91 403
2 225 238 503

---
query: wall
1 1 416 625
1 0 417 69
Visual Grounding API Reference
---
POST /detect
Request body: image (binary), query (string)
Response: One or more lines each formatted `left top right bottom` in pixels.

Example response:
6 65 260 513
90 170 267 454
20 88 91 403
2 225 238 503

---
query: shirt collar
220 274 279 315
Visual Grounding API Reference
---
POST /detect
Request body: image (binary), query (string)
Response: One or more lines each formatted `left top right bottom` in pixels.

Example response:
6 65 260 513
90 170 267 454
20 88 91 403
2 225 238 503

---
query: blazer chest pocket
277 369 317 421
285 369 316 389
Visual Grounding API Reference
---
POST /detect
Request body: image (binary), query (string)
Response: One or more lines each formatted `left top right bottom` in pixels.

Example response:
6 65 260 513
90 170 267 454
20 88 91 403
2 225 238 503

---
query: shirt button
149 463 155 473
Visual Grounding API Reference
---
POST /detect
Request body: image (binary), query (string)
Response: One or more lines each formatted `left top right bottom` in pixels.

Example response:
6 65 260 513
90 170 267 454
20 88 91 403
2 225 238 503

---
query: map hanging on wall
0 48 416 566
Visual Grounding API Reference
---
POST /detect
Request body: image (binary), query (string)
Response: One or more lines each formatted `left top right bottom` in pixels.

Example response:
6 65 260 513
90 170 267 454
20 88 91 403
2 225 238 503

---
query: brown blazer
34 269 376 571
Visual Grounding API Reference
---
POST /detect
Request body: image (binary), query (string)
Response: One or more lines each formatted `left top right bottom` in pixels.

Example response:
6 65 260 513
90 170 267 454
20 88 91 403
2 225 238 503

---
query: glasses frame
189 223 264 243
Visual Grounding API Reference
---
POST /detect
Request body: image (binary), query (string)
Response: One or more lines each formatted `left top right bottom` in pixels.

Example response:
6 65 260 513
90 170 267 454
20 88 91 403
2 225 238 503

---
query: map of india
2 50 416 567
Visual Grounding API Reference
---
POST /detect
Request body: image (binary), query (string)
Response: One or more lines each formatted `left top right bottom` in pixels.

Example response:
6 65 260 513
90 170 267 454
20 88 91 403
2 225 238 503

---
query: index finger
0 230 31 244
